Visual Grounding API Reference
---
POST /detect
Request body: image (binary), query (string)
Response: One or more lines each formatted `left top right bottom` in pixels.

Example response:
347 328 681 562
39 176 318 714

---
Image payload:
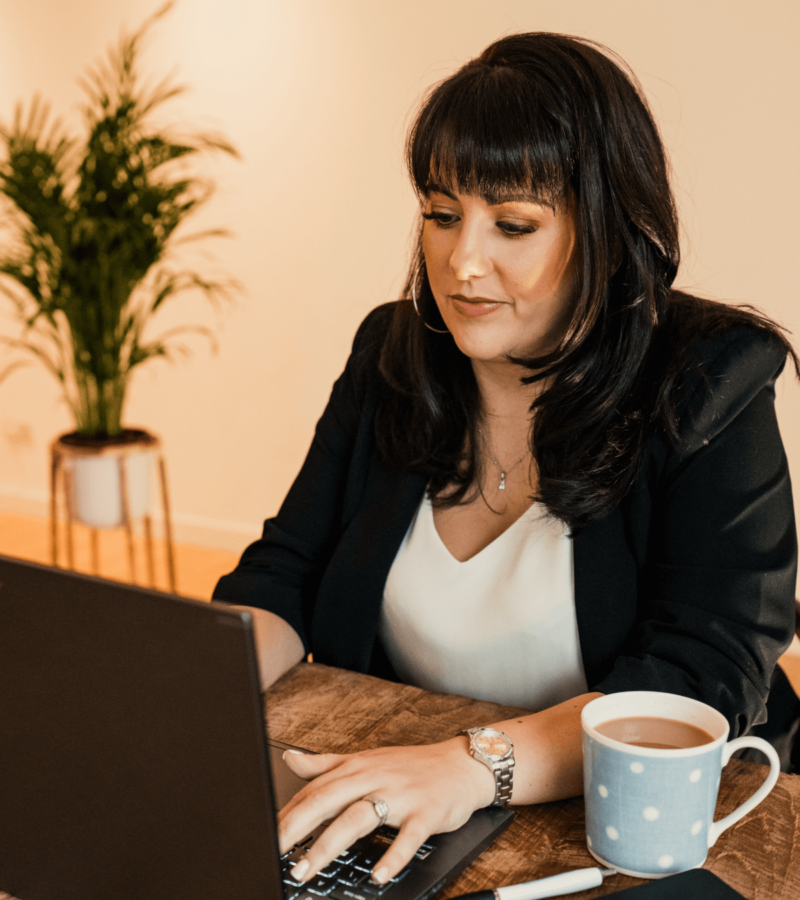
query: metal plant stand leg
143 515 156 587
158 454 177 593
63 465 76 571
90 529 100 575
50 446 60 567
118 455 137 584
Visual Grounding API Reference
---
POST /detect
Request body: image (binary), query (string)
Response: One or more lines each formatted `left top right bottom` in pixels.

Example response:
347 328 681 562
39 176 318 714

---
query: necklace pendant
499 471 506 491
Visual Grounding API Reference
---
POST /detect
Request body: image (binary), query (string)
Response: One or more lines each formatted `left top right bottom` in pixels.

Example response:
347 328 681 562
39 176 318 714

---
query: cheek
517 238 575 297
422 229 449 282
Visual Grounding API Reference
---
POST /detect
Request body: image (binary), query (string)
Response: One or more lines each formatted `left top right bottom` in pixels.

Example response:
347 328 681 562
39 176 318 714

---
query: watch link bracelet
461 726 515 807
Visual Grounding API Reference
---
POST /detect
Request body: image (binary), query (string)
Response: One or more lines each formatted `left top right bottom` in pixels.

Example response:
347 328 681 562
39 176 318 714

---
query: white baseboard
161 511 257 554
0 484 257 554
0 485 48 520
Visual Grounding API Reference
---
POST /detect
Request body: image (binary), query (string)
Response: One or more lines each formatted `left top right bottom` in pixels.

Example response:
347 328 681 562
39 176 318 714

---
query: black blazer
215 304 797 736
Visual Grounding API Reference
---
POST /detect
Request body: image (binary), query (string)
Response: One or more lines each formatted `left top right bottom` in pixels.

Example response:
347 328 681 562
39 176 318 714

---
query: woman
214 32 797 885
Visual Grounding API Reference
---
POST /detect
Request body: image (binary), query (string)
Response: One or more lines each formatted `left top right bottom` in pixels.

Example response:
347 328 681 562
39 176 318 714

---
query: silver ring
363 794 390 828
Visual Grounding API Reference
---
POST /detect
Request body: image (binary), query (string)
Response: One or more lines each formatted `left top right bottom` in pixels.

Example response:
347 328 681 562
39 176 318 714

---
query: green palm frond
0 1 238 437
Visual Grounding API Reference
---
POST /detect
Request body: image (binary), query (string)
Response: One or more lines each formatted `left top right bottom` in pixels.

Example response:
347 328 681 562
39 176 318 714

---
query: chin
448 330 515 364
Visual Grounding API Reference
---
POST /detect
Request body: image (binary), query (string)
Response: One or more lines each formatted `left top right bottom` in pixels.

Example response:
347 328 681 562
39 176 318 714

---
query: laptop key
318 864 344 879
330 887 379 900
305 875 338 896
351 857 380 874
357 880 392 896
335 866 369 887
413 842 436 860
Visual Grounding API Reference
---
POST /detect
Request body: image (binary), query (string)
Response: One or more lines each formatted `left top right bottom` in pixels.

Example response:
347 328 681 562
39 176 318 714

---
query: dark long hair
376 32 795 533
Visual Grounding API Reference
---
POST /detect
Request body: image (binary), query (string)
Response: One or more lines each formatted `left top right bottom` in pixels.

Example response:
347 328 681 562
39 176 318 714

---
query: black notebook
606 869 747 899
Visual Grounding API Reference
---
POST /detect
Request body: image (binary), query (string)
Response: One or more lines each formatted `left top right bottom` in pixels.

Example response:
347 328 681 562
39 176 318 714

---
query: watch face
474 730 512 760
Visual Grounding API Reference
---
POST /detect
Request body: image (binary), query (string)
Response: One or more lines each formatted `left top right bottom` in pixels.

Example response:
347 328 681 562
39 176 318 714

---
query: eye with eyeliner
496 221 536 237
421 210 458 228
421 210 537 238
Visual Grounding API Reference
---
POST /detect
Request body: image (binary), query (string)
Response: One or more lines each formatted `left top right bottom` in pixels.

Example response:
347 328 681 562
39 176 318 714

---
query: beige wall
1 1 798 567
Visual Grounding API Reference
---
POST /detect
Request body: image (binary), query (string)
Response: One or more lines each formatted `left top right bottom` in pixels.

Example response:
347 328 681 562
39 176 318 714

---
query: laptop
0 554 513 900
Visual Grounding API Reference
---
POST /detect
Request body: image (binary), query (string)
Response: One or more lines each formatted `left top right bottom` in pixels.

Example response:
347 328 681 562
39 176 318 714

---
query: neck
471 358 543 421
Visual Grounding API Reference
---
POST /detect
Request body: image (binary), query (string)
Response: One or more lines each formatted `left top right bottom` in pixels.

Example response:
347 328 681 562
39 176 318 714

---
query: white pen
450 866 617 900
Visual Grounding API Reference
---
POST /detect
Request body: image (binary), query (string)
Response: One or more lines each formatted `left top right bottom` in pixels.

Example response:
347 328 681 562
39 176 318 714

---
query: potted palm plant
0 3 237 531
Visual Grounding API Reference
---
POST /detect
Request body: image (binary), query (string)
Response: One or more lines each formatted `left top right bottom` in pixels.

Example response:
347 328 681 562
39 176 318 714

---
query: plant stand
49 430 177 592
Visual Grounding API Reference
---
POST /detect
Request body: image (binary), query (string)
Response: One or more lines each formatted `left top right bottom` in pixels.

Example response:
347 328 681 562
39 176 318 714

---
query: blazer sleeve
212 305 391 652
593 329 797 736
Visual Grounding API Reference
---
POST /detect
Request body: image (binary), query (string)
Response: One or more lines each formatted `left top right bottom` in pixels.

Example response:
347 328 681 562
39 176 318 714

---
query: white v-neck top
378 495 587 710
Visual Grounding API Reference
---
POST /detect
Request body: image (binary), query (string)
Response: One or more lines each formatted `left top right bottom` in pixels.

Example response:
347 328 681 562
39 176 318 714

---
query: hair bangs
408 65 573 208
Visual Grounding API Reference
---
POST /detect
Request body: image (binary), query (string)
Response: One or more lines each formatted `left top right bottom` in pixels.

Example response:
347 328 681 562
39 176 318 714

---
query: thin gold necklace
479 426 529 491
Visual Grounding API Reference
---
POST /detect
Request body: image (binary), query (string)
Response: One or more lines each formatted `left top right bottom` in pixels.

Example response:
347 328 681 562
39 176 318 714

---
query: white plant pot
69 450 155 528
56 430 159 530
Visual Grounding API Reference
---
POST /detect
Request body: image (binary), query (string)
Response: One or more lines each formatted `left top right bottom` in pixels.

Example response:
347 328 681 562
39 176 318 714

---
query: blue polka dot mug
581 691 780 879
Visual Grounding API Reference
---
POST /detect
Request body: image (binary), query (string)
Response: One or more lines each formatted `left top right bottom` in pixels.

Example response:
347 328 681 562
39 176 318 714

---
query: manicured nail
283 749 306 759
291 859 310 881
372 867 389 884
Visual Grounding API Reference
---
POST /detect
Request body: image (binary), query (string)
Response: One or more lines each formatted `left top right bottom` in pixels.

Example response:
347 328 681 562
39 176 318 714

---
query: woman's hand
278 692 602 884
277 738 496 884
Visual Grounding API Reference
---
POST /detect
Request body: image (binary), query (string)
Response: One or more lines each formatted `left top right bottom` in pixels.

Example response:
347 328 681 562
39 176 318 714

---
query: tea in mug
594 715 715 749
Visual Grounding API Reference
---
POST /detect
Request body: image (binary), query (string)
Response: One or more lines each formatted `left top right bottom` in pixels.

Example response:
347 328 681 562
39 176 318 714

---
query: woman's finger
279 740 486 863
282 749 344 780
278 751 355 822
370 816 432 884
288 797 389 882
278 767 384 851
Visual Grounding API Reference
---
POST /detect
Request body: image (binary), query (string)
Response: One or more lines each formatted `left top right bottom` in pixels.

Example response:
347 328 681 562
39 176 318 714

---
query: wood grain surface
264 663 800 900
1 661 796 900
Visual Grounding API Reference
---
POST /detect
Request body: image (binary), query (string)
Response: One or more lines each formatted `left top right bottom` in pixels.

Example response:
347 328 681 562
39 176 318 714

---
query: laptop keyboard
281 828 437 900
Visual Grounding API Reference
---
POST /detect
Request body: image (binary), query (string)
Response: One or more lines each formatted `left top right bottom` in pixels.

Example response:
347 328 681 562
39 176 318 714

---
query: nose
448 224 491 281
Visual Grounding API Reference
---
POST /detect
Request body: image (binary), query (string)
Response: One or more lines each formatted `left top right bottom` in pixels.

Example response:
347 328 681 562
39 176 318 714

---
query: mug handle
707 735 780 847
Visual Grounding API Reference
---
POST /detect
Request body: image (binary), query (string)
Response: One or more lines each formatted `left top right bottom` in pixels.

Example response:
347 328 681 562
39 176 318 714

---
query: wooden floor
0 509 241 601
1 507 799 696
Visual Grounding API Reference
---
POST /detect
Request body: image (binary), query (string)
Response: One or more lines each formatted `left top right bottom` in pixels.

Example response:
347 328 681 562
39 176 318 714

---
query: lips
450 294 503 318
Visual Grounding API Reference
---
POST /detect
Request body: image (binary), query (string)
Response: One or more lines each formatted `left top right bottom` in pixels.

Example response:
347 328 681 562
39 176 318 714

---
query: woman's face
421 188 579 370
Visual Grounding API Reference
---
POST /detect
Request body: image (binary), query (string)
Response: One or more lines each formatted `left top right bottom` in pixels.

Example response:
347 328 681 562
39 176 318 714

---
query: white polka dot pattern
582 695 732 877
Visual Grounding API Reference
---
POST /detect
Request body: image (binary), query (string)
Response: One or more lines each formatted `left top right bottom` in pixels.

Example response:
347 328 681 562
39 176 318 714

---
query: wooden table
265 663 800 900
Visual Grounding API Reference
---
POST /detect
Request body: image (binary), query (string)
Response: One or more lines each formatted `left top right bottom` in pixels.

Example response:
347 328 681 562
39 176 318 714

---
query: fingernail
372 867 389 884
283 749 306 759
291 859 310 881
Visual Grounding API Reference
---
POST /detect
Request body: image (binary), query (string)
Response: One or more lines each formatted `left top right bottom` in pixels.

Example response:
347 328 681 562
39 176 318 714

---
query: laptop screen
0 554 283 900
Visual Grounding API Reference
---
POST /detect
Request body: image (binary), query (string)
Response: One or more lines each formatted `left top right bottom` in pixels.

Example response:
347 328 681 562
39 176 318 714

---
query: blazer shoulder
351 302 397 355
337 302 398 392
677 325 789 451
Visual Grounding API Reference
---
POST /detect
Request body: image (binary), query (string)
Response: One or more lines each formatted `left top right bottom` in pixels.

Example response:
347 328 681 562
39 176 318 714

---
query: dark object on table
605 868 745 898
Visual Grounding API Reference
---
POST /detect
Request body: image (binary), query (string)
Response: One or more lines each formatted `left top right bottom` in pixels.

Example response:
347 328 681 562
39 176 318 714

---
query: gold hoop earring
412 285 449 334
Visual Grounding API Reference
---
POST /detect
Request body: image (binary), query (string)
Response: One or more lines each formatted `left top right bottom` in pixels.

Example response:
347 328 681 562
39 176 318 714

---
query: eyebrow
425 183 551 208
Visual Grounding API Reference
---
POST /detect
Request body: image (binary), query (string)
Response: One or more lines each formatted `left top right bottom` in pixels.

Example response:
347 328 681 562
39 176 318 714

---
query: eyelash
421 211 536 238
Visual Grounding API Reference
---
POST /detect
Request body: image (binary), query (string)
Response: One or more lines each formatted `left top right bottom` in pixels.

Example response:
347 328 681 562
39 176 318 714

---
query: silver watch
461 726 514 806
